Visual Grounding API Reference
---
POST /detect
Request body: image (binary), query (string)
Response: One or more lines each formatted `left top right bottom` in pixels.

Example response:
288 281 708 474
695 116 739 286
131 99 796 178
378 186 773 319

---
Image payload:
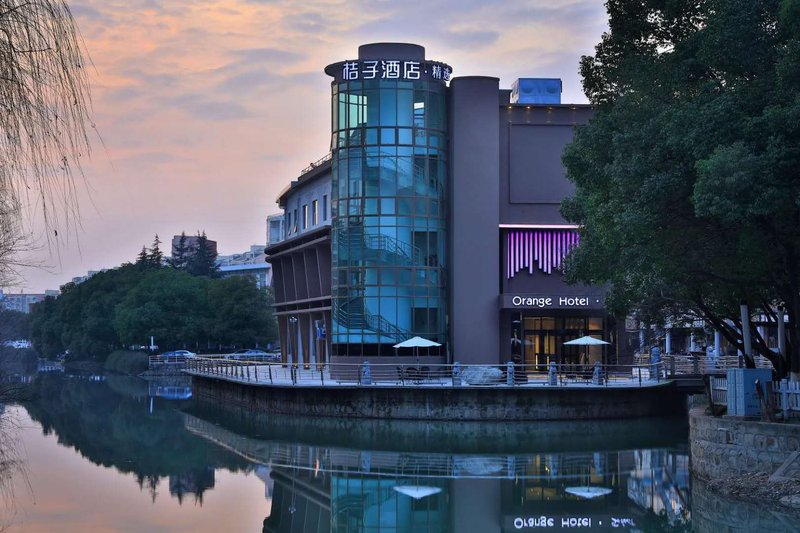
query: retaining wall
689 408 800 480
191 376 686 421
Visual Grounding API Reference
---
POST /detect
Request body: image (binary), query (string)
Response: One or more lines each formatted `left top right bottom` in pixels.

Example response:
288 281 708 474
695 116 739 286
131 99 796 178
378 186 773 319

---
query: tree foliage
562 0 800 376
30 252 276 359
184 231 218 277
169 232 189 270
0 308 30 340
0 0 92 284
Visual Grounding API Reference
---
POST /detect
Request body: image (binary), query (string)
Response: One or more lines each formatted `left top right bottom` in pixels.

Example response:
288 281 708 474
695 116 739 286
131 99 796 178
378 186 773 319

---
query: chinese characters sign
331 59 452 83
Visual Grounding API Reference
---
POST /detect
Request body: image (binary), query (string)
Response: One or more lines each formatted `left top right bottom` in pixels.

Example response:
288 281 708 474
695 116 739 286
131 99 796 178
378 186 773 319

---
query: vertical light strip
510 231 515 277
506 229 582 280
527 231 533 274
544 231 550 274
506 232 511 278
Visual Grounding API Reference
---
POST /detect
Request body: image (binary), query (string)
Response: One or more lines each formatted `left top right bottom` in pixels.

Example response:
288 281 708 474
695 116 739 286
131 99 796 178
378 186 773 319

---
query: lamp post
288 316 298 368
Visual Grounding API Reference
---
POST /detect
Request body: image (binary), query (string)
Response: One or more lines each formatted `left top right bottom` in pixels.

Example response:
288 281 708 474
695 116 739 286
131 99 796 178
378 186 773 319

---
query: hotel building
267 43 615 368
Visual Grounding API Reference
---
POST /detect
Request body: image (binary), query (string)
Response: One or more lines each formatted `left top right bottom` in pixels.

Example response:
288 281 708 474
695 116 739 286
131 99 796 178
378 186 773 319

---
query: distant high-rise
171 234 217 259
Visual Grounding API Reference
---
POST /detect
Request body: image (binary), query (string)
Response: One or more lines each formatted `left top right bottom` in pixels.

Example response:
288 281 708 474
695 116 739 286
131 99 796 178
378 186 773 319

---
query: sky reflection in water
0 372 756 532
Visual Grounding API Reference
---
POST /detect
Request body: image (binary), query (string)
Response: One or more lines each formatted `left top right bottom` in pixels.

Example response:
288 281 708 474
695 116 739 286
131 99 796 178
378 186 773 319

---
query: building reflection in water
260 446 690 532
183 414 691 532
169 466 215 505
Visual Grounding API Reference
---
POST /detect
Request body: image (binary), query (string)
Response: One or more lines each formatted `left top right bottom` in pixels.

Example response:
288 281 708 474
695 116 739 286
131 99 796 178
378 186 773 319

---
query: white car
160 350 197 359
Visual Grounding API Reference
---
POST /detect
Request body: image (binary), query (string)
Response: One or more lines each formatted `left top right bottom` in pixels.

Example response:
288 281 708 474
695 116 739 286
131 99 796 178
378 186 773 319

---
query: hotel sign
504 515 636 530
501 294 604 310
328 59 452 84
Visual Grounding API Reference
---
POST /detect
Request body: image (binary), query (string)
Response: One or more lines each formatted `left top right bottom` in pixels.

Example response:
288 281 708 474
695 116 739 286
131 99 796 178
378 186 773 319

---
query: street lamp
288 316 298 368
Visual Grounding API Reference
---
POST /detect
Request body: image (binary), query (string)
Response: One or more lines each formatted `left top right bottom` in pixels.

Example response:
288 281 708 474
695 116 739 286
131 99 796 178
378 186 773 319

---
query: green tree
185 231 218 278
31 258 276 358
170 232 189 270
0 309 30 341
29 295 64 356
113 269 211 349
562 0 800 377
148 234 164 268
206 276 274 347
30 265 146 359
135 246 149 269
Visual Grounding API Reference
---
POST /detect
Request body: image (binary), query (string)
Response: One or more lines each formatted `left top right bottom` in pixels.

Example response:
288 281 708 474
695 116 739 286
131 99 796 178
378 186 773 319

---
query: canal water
0 371 796 532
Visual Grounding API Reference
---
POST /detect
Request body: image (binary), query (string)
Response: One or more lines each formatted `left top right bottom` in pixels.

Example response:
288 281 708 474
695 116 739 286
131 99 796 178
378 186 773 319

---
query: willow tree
0 0 92 285
562 0 800 378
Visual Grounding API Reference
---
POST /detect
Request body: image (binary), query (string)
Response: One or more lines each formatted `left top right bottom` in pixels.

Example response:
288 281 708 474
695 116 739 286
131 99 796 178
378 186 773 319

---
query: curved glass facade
330 75 448 356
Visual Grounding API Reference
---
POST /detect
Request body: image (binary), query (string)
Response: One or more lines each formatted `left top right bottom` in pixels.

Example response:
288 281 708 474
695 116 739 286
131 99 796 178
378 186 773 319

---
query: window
323 195 328 221
293 209 298 233
312 199 318 225
302 204 308 230
286 212 292 236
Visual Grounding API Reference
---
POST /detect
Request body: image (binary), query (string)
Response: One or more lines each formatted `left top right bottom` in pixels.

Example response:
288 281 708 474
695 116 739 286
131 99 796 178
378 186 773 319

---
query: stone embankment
690 407 800 513
191 375 688 421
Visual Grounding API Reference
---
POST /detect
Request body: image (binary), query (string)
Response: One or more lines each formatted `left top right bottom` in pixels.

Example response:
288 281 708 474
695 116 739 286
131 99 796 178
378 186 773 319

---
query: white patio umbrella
394 336 441 363
393 485 443 500
563 335 611 346
565 486 612 499
563 335 610 365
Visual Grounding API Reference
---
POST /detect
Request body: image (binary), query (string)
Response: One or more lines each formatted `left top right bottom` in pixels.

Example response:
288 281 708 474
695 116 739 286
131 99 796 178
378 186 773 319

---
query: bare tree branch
0 0 92 284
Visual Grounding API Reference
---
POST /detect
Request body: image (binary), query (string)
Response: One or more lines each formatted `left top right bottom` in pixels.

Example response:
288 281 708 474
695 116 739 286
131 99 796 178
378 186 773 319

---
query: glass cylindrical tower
325 43 451 357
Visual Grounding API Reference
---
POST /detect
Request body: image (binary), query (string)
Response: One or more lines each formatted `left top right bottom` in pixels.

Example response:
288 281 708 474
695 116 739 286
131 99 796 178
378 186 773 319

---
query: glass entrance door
524 334 555 371
520 316 607 370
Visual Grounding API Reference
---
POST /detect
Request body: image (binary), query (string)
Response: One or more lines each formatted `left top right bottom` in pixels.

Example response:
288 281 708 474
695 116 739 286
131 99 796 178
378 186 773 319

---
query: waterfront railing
184 358 670 388
634 353 774 374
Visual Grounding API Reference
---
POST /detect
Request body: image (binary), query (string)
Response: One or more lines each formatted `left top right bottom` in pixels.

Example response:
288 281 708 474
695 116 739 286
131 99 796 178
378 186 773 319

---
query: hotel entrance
511 313 606 371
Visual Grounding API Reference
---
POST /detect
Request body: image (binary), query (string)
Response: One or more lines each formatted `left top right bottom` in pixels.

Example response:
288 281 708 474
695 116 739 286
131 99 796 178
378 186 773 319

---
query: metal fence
774 379 800 419
710 377 728 406
634 353 774 375
184 358 669 388
706 376 800 419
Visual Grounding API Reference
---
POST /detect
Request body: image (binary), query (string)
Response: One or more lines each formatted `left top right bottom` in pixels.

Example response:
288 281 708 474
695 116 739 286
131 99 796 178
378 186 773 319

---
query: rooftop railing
300 152 332 176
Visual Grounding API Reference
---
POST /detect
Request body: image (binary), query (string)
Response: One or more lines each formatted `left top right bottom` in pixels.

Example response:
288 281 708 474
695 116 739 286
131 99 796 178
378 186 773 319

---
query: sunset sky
14 0 608 293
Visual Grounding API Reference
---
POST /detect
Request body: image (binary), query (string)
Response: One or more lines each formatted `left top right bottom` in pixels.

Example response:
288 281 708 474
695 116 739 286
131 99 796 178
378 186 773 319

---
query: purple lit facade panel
505 229 580 279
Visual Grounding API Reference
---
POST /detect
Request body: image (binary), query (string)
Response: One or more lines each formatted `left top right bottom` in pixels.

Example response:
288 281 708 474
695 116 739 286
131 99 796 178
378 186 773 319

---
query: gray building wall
449 77 501 364
269 163 334 367
283 168 332 239
499 101 592 225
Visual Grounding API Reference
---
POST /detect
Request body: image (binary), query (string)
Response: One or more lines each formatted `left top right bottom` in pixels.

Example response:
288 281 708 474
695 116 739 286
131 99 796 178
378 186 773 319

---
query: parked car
160 350 197 360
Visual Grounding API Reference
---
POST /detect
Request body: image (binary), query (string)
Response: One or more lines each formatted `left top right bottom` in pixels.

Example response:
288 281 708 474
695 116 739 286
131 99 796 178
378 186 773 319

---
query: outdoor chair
420 366 431 381
405 367 422 383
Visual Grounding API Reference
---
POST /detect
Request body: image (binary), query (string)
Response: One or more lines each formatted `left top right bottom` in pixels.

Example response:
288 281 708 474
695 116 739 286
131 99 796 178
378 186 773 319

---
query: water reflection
23 372 249 506
259 447 691 533
181 410 692 532
3 372 796 531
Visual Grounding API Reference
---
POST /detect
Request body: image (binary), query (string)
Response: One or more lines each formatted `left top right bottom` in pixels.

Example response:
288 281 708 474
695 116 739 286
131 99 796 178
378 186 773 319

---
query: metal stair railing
334 296 410 341
336 220 423 266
